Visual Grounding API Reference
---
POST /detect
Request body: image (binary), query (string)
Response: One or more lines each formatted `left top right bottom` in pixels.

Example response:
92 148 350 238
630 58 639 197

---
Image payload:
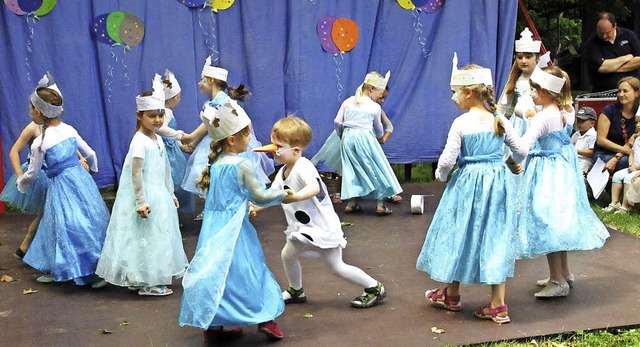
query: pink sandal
424 287 462 311
474 304 510 324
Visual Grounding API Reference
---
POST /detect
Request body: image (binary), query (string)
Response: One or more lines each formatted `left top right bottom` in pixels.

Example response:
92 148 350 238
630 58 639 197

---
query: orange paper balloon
331 18 358 53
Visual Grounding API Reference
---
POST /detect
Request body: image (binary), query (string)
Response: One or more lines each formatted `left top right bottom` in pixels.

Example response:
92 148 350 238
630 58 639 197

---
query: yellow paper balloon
211 0 235 12
396 0 415 10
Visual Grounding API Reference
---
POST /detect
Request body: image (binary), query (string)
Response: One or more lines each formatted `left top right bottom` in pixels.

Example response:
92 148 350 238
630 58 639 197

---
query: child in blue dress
416 57 528 324
16 75 109 287
156 69 195 214
1 121 49 258
334 71 402 215
514 66 609 298
181 57 274 202
96 74 188 296
179 102 291 342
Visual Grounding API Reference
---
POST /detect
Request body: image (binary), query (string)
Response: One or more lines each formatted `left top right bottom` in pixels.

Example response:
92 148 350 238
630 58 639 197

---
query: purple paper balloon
92 13 116 45
317 16 339 54
17 0 42 13
4 0 27 15
178 0 206 7
412 0 429 7
420 0 445 13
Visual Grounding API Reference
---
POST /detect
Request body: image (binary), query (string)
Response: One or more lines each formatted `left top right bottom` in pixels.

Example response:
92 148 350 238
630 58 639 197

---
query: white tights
281 239 378 290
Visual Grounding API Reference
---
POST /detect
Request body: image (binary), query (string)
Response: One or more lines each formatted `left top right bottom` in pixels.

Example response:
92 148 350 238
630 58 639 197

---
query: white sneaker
602 203 621 212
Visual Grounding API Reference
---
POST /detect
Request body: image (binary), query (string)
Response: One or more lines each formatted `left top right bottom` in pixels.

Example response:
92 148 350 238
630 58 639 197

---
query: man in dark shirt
585 12 640 91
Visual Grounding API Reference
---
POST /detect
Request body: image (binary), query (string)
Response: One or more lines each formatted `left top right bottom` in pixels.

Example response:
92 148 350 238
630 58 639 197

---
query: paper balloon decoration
93 12 145 47
119 14 145 47
420 0 445 13
211 0 235 12
331 18 358 53
317 16 339 54
178 0 207 7
412 0 429 7
5 0 56 16
17 0 41 13
396 0 415 10
107 11 127 44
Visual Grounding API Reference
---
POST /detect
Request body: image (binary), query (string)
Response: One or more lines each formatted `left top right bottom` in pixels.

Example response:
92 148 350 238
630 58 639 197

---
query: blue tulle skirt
163 138 195 214
339 128 402 200
311 130 342 174
0 163 49 213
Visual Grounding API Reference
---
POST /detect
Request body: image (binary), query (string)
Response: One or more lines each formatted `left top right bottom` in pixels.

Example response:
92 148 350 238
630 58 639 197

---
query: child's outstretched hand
136 204 151 219
173 197 180 209
249 202 257 220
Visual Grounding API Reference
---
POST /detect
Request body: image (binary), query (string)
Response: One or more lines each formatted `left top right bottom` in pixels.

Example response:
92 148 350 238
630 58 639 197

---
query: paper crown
530 66 565 94
515 28 542 53
449 53 493 87
163 69 181 100
136 74 166 111
200 102 251 142
30 72 64 119
201 56 228 82
364 70 390 90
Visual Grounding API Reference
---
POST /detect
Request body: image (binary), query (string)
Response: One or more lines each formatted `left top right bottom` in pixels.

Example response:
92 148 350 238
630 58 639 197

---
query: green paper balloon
106 11 126 44
34 0 56 16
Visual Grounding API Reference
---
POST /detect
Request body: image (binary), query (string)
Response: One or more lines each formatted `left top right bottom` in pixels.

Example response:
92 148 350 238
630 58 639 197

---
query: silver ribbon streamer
333 53 344 102
412 8 430 58
197 6 220 61
24 15 36 81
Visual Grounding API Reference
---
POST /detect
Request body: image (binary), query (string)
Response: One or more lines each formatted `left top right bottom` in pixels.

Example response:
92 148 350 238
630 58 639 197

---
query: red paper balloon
331 18 358 53
317 16 339 54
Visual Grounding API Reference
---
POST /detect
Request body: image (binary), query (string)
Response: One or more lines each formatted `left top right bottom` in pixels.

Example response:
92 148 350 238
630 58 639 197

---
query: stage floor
1 182 638 346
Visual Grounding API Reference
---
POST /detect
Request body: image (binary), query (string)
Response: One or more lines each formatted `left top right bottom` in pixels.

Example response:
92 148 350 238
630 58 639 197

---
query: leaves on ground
303 313 313 318
431 326 445 334
22 288 38 294
120 321 129 326
341 221 353 227
1 275 14 282
100 328 113 334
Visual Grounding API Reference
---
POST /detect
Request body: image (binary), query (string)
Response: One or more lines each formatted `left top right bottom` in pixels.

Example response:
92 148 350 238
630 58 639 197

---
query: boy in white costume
254 116 386 308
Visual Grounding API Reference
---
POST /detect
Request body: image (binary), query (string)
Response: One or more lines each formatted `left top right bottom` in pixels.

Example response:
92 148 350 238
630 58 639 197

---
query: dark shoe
351 282 386 308
14 248 26 259
375 205 392 216
203 327 244 342
282 286 307 304
258 320 284 340
344 204 363 214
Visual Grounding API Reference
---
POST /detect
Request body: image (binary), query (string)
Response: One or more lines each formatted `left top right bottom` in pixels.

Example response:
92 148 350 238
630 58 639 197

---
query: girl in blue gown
16 83 109 287
514 66 609 298
179 103 290 342
96 76 188 296
416 61 528 324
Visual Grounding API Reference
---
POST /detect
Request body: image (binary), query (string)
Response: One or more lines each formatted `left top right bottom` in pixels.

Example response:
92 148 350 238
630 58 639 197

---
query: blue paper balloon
92 13 116 45
17 0 42 13
412 0 429 7
178 0 206 7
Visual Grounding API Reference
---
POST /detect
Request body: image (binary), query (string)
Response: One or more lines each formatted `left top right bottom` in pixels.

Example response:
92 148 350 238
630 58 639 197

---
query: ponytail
196 140 222 192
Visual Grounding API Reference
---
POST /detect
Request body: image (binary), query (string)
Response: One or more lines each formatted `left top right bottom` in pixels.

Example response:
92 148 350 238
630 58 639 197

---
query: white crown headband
515 28 541 53
201 56 228 82
450 53 493 87
30 72 64 119
163 69 181 100
363 70 391 90
530 66 565 94
136 74 166 111
200 102 251 142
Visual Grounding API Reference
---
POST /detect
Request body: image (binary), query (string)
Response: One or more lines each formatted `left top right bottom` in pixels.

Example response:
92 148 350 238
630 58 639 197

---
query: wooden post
404 163 412 182
0 134 5 214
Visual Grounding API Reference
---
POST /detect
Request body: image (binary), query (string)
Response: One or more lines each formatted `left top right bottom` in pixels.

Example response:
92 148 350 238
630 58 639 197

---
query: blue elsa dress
417 129 523 285
22 135 109 285
181 92 275 197
179 155 285 329
159 114 195 214
516 129 609 258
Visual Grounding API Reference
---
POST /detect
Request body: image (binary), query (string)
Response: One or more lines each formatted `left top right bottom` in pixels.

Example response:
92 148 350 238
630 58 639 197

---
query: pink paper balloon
420 0 445 13
317 16 339 54
4 0 27 15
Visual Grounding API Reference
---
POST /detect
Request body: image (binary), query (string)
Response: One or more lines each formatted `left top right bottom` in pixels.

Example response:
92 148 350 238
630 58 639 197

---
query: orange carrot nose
252 143 278 153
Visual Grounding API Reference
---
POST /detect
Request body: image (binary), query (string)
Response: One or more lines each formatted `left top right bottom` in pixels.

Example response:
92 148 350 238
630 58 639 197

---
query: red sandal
424 287 462 311
474 304 511 324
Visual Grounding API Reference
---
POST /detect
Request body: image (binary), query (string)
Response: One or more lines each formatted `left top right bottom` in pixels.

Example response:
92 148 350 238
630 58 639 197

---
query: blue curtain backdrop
0 0 517 187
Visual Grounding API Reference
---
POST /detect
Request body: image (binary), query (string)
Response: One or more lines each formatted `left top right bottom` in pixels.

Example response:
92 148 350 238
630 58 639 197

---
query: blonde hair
33 87 63 151
355 71 383 105
271 116 312 149
459 65 504 136
196 125 251 192
529 65 568 127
